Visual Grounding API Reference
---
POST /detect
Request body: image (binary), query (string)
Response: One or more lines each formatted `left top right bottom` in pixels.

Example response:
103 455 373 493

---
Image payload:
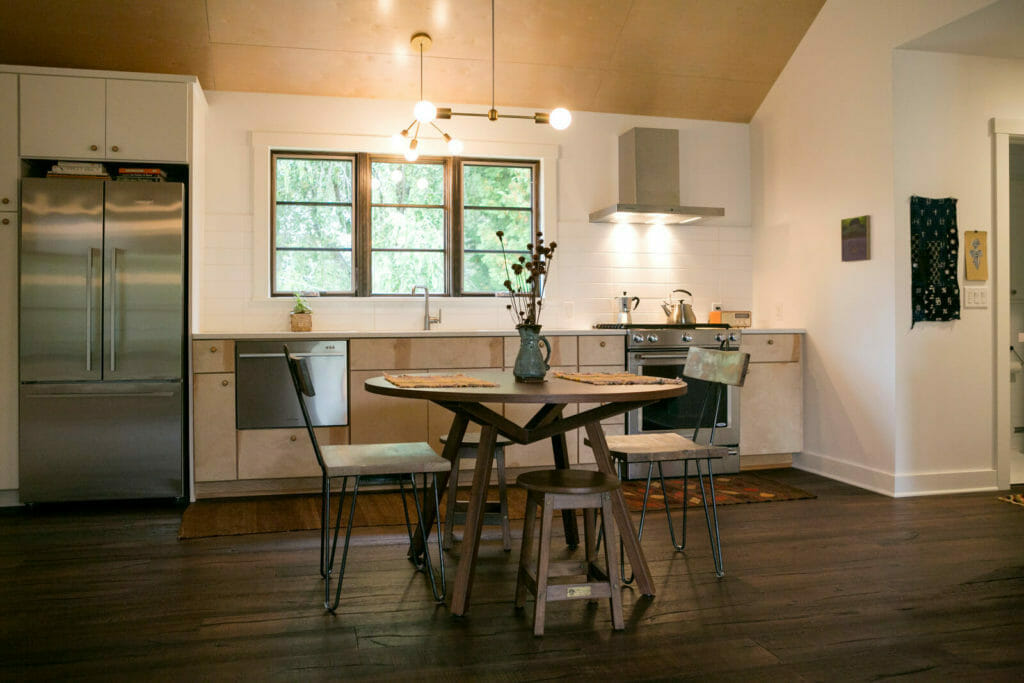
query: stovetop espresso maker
615 291 641 324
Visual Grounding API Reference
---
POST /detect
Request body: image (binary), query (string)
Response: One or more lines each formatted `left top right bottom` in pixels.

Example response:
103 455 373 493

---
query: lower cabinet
193 372 237 482
739 333 803 467
237 427 348 479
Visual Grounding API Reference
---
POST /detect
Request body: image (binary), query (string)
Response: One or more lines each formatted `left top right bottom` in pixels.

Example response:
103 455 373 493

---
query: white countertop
192 327 804 340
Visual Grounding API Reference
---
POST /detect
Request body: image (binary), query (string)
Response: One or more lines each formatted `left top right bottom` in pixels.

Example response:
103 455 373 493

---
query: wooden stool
440 432 514 552
514 469 624 636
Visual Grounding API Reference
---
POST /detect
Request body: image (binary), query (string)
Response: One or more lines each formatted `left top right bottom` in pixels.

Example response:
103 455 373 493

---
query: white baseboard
0 489 21 507
794 451 1000 497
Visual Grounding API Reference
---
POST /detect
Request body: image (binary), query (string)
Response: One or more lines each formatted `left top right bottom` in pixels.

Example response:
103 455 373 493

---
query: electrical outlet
963 286 988 309
711 302 723 312
774 302 784 320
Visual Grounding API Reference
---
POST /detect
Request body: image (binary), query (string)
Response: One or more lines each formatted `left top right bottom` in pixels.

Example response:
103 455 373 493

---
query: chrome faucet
411 285 441 330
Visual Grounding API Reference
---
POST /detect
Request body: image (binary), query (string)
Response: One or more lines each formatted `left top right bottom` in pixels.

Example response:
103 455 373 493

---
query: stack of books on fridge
46 162 109 179
116 167 167 182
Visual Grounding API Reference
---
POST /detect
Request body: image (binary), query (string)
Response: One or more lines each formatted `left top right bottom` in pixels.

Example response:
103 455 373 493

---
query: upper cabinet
0 73 17 207
19 74 188 162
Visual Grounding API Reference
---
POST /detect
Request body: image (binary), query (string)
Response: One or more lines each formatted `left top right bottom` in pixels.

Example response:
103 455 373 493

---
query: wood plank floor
1 469 1022 681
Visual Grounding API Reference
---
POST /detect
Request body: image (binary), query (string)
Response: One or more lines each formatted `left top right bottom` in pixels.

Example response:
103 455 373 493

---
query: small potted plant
290 294 313 332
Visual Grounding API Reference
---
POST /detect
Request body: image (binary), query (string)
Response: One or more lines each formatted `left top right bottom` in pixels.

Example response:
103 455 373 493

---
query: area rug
998 492 1024 507
179 473 815 539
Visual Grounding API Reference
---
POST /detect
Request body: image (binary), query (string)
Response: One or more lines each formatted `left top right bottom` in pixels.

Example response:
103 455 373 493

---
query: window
270 152 539 297
272 153 354 295
460 161 536 294
370 159 447 294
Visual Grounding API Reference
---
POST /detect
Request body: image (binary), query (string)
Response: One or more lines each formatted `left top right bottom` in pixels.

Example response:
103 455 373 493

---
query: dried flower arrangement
497 230 557 327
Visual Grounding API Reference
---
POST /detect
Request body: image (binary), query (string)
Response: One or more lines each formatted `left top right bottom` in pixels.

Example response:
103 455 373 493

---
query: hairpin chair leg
660 461 688 552
405 473 447 602
326 476 360 612
694 458 724 577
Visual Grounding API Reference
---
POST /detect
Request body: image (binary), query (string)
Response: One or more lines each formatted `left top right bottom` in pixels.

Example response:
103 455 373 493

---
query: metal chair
283 345 450 611
587 346 750 578
439 432 514 552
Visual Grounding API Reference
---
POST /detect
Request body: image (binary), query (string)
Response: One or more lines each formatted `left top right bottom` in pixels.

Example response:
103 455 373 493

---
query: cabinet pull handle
221 379 229 387
111 145 120 152
1 197 8 204
290 435 297 442
210 346 218 353
90 145 98 151
1 218 8 226
599 341 606 347
767 339 774 345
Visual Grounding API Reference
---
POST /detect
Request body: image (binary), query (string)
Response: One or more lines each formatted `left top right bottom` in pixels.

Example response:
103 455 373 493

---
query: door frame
994 118 1024 489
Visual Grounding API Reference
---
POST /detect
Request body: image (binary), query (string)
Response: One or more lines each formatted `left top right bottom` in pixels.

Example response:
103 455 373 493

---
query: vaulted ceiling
0 0 825 123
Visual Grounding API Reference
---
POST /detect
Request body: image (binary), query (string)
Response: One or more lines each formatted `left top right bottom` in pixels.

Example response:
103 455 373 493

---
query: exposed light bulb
447 137 464 155
548 107 572 130
404 138 420 161
413 99 437 124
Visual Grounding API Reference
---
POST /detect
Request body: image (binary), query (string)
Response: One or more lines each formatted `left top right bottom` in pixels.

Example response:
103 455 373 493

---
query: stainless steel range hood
589 127 725 225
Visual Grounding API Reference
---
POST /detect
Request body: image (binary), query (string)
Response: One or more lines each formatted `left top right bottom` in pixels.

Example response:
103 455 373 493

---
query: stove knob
714 333 726 342
632 334 645 344
729 333 738 342
647 334 659 343
682 334 693 342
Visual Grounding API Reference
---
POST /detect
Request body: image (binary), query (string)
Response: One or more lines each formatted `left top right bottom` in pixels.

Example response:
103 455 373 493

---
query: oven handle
632 353 689 361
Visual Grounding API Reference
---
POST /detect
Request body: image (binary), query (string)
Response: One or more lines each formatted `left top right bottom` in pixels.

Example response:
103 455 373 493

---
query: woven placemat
554 371 684 386
384 373 498 388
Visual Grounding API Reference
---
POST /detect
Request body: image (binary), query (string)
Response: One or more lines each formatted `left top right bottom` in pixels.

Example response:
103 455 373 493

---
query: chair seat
517 469 620 495
440 432 514 448
322 442 451 477
593 433 728 463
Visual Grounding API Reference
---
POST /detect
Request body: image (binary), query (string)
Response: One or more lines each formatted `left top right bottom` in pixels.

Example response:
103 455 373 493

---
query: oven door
625 350 740 477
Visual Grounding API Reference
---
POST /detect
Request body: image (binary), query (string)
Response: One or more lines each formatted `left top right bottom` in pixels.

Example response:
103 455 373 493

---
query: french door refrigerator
19 178 185 502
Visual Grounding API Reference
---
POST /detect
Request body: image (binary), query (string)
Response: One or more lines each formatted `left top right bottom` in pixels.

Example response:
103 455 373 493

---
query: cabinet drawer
579 335 624 366
349 337 502 370
237 426 348 479
503 335 577 368
193 340 234 373
740 334 801 363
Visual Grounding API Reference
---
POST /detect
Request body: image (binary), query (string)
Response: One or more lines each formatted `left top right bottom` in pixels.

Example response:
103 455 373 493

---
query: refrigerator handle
86 247 99 372
110 247 120 372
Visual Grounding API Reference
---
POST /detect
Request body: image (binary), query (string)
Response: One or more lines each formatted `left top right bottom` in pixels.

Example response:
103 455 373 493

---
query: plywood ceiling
0 0 824 123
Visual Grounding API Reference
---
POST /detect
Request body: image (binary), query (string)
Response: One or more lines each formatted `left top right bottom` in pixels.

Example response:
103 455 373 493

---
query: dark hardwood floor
1 469 1022 681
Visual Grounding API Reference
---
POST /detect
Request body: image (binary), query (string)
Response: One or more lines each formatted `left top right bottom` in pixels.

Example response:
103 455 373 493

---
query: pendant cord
491 0 495 111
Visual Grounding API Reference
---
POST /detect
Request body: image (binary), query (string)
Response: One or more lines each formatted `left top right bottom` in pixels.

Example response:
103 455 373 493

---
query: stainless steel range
593 323 742 477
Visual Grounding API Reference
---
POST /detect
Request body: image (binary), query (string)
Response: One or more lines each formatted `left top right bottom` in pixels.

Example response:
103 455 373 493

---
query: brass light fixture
395 0 572 159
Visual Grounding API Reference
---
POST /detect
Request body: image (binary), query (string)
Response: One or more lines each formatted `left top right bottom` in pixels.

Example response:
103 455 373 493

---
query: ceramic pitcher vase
513 324 552 382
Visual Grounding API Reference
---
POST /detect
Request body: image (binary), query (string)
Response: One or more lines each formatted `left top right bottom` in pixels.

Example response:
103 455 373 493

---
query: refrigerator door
103 181 184 381
20 178 103 382
19 381 184 502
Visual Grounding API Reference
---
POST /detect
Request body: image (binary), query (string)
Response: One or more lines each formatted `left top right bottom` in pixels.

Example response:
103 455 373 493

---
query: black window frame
270 151 541 297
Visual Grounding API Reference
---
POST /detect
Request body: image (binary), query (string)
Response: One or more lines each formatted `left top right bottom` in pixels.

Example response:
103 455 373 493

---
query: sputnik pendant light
393 33 461 161
395 0 571 158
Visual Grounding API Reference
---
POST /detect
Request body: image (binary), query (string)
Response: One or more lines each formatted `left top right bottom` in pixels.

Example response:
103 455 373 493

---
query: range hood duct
588 127 725 225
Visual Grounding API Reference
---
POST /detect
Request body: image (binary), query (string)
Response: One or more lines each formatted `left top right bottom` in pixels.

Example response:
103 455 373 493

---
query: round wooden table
365 370 687 616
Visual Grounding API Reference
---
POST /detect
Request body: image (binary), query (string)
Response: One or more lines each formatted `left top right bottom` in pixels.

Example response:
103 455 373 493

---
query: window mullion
356 152 372 296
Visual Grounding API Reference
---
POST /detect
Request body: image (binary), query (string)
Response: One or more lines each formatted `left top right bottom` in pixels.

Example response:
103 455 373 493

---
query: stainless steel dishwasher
235 340 348 429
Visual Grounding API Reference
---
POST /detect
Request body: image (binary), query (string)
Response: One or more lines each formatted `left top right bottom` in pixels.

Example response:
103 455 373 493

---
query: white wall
749 0 996 495
893 50 1024 492
199 92 752 333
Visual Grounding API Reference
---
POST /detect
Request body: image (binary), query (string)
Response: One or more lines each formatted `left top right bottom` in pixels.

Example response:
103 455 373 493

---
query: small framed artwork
965 230 987 281
841 215 870 261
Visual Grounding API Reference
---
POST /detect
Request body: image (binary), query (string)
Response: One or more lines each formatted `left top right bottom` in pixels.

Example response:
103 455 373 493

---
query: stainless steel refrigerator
19 178 185 502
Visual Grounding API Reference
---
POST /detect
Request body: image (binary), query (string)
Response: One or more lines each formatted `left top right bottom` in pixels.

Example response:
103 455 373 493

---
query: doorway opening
1008 141 1024 484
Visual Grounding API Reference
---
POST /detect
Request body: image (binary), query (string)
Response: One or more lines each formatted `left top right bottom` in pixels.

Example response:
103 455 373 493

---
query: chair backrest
283 344 326 473
682 346 750 388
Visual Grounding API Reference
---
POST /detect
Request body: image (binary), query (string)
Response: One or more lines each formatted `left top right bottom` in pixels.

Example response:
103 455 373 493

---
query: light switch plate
963 286 988 308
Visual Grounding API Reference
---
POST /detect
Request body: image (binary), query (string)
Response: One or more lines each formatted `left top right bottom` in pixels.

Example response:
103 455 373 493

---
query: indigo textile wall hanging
910 195 959 327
